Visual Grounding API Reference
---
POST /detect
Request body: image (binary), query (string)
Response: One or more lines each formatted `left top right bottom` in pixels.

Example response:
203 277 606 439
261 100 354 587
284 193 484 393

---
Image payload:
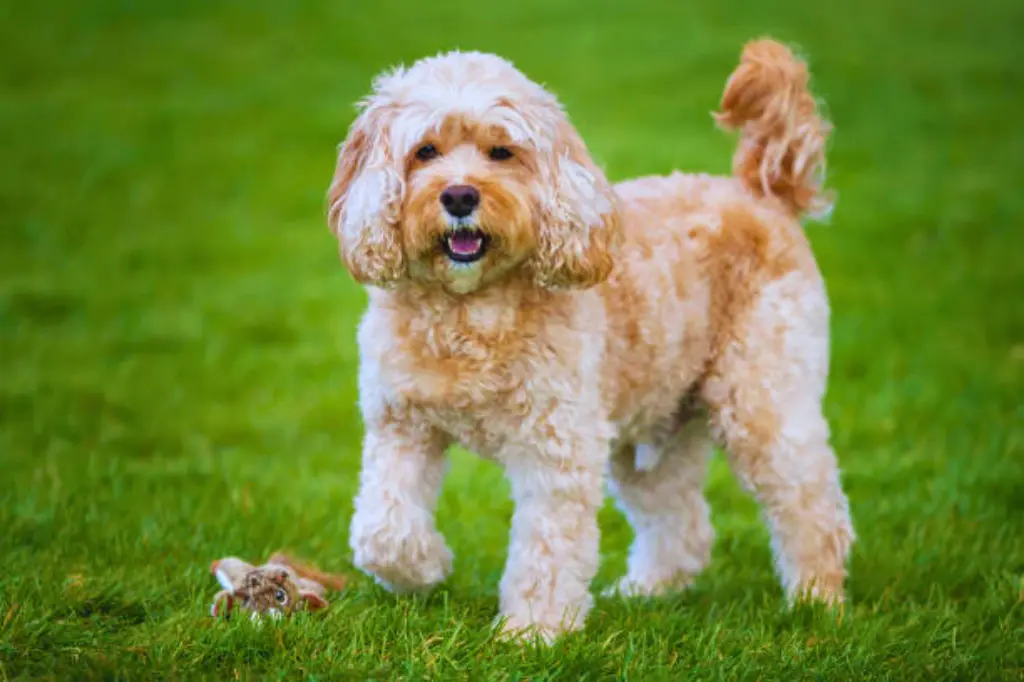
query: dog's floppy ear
327 101 406 286
531 121 621 289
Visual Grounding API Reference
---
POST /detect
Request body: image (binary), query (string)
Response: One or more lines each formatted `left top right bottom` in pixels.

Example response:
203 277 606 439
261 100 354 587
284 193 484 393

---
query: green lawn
1 0 1021 679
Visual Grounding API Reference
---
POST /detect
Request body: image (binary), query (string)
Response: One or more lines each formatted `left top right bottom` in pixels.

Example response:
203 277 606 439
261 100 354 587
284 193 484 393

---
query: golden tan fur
329 38 854 641
716 39 835 218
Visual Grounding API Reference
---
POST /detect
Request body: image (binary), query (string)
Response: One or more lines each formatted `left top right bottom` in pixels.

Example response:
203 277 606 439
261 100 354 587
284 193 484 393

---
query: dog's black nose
440 185 480 218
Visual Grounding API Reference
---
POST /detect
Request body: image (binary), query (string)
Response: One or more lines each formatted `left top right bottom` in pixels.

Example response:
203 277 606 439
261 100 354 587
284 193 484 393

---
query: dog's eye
488 146 513 161
415 144 439 161
275 589 287 603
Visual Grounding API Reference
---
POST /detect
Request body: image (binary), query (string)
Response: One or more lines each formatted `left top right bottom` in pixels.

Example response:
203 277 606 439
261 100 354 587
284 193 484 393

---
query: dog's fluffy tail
715 38 834 219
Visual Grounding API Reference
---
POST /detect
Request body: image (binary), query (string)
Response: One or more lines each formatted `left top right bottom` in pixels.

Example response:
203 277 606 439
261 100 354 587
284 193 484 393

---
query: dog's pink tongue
449 232 482 255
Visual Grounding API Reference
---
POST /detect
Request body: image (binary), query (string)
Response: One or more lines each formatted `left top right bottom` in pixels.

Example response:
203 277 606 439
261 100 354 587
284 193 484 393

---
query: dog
327 38 855 641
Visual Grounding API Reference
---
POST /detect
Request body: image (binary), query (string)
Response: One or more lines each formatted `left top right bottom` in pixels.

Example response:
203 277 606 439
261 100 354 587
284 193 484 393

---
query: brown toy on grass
209 553 347 620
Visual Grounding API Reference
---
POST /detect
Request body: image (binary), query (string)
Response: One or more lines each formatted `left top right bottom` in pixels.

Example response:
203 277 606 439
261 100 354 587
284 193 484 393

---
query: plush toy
209 553 347 619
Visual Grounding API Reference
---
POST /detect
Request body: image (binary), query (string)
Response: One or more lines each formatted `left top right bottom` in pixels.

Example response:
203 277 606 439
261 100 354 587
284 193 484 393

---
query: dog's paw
790 575 845 607
492 615 567 645
352 521 453 593
601 572 695 599
601 577 655 599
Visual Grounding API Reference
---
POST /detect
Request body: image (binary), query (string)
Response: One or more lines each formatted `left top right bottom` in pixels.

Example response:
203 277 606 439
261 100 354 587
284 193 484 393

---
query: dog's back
599 39 832 435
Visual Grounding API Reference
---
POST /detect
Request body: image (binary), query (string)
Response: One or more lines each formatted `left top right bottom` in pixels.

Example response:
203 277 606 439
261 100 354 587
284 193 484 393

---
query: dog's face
399 113 540 293
328 52 621 294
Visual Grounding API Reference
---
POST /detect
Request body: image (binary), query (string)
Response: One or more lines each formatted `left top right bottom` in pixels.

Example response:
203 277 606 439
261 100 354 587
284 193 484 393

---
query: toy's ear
264 568 289 586
211 557 253 591
211 590 235 618
299 591 329 611
327 100 406 286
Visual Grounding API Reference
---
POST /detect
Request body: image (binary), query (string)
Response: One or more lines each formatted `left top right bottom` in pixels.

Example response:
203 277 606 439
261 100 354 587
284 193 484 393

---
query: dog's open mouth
442 227 489 263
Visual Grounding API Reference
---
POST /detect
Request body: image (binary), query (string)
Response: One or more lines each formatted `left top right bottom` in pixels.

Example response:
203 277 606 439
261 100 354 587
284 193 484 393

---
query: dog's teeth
447 233 483 255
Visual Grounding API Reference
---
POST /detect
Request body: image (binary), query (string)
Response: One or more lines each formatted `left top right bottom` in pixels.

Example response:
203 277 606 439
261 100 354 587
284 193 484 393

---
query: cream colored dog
327 38 854 641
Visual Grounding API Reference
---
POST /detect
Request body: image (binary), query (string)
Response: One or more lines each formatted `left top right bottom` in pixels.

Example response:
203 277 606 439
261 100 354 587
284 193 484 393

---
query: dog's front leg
497 430 607 642
349 415 452 593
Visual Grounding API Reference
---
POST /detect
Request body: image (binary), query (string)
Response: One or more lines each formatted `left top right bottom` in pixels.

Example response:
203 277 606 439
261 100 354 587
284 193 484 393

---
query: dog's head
327 52 620 294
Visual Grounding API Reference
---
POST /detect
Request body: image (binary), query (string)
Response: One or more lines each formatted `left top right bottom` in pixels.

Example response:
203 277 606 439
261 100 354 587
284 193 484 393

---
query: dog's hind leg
703 271 854 604
606 418 715 597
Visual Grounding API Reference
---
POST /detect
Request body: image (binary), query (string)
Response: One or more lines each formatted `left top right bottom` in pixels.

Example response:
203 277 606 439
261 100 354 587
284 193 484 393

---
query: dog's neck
370 275 572 348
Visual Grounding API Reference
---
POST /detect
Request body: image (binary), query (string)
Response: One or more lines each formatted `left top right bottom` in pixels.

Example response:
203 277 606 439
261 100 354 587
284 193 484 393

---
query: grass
1 0 1022 679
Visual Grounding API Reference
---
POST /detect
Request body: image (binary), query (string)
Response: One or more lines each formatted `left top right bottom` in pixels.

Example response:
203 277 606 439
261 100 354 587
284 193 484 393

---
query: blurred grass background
0 0 1021 679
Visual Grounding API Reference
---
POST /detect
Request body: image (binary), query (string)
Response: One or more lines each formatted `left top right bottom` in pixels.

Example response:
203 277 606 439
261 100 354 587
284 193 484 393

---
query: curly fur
328 38 855 642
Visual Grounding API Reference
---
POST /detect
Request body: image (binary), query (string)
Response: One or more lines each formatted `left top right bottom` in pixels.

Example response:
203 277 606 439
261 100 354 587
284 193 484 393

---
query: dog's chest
376 332 538 457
